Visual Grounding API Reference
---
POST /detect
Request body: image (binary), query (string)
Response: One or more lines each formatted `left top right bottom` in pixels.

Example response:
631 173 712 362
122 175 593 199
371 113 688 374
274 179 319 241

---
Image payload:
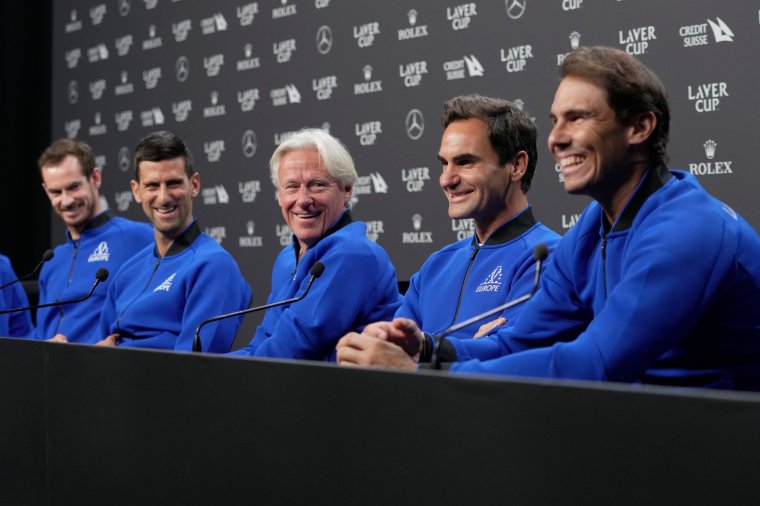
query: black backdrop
5 0 760 347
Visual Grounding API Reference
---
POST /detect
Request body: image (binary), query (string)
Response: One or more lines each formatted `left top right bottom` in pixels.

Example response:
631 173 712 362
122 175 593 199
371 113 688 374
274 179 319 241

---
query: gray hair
269 128 357 189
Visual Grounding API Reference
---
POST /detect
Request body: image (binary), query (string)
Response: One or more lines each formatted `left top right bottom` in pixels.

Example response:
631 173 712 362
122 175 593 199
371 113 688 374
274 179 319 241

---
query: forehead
41 155 86 186
439 118 495 157
551 76 610 113
137 157 188 181
278 149 330 180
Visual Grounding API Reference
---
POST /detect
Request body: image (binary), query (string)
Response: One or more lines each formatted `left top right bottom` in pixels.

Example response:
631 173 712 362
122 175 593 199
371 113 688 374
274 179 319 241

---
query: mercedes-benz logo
316 25 333 55
119 0 131 16
175 56 189 82
405 109 424 140
118 146 131 172
242 130 257 158
67 81 79 104
505 0 526 19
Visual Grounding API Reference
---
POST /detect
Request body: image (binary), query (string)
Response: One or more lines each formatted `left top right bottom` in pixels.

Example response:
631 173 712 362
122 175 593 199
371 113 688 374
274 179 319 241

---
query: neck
475 193 528 243
598 164 647 225
155 216 194 257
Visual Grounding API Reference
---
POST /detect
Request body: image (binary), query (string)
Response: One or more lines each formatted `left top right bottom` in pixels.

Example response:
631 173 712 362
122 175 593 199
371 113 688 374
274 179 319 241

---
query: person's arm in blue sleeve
175 254 252 353
450 217 730 381
394 269 423 325
242 248 399 360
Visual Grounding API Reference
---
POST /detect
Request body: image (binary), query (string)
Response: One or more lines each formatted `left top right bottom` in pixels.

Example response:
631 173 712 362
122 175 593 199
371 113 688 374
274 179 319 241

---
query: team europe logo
88 241 110 263
476 266 503 293
154 273 176 292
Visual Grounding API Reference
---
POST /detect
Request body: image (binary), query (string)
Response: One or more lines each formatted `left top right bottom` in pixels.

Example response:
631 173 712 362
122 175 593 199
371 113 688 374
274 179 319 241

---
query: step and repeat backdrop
52 0 760 337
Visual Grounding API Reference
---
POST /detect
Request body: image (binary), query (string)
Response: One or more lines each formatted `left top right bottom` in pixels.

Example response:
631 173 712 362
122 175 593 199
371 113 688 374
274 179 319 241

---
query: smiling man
36 138 153 342
230 128 402 361
391 95 558 340
338 47 760 391
92 131 251 352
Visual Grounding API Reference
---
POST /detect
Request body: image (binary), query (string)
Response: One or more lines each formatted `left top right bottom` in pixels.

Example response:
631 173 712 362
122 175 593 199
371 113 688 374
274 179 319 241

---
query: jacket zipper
601 234 608 299
450 244 480 326
53 240 81 335
115 256 162 329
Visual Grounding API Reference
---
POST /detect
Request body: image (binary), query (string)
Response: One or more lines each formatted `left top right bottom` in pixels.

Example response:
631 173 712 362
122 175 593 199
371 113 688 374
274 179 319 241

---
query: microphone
429 243 549 368
191 261 325 352
0 249 54 290
0 268 108 315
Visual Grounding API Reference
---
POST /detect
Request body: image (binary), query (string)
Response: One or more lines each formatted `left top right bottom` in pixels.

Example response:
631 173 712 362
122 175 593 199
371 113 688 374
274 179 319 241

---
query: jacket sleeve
394 268 424 326
451 216 732 382
242 246 400 360
0 257 33 337
174 254 252 353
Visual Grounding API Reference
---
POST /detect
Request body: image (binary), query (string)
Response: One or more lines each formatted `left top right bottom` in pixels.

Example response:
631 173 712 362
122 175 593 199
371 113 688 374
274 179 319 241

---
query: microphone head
309 261 325 278
533 243 549 262
42 249 55 262
95 268 110 282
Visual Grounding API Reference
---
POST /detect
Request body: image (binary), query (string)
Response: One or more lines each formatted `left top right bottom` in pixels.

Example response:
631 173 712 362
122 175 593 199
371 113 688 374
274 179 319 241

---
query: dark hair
38 138 97 178
560 46 670 166
133 130 195 181
442 94 538 193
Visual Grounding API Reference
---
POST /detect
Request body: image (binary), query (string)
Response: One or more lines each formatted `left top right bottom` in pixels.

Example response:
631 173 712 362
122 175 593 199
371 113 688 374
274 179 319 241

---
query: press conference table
2 337 759 505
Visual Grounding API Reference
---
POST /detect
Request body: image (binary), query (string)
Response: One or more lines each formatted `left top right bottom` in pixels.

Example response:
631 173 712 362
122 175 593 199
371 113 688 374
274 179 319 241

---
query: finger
336 345 370 366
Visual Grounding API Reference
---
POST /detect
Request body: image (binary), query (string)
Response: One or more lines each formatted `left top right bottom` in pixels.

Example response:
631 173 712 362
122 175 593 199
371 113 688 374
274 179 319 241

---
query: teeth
560 156 584 168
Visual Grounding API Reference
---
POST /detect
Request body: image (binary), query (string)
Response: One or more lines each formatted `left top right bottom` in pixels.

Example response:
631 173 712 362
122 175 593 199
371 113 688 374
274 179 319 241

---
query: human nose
547 120 569 153
156 184 171 204
59 191 74 207
439 165 459 189
295 185 313 206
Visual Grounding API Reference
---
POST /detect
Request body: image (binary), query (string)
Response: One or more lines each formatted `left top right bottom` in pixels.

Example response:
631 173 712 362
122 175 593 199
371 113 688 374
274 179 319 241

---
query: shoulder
316 222 395 268
636 172 732 239
529 222 562 243
110 216 152 233
192 234 239 263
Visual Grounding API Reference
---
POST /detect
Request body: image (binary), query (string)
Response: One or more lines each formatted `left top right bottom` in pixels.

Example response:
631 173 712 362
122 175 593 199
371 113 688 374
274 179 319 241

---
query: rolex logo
569 31 581 49
704 139 716 160
363 64 373 81
412 213 422 231
407 9 417 25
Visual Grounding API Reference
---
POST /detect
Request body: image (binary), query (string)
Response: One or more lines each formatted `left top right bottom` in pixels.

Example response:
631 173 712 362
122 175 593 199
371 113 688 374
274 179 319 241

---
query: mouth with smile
154 205 178 218
60 203 83 218
292 210 322 221
558 154 587 177
447 188 474 203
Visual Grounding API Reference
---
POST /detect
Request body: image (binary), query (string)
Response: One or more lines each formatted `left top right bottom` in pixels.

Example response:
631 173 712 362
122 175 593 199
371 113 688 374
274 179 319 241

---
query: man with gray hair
230 128 401 361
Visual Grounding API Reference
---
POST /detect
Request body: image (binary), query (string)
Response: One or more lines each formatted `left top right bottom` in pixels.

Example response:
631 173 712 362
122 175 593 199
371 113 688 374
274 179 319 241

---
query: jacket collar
472 206 537 246
158 219 201 257
67 210 113 241
292 209 353 261
609 164 672 233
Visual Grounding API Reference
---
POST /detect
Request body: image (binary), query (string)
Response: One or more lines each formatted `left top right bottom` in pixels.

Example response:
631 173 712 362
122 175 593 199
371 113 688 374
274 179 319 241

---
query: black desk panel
3 338 760 505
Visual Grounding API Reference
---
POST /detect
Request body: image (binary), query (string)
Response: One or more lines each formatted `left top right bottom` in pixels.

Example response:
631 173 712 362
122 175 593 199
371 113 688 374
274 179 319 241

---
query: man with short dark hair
36 138 153 342
394 95 558 340
94 131 251 352
338 47 760 391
